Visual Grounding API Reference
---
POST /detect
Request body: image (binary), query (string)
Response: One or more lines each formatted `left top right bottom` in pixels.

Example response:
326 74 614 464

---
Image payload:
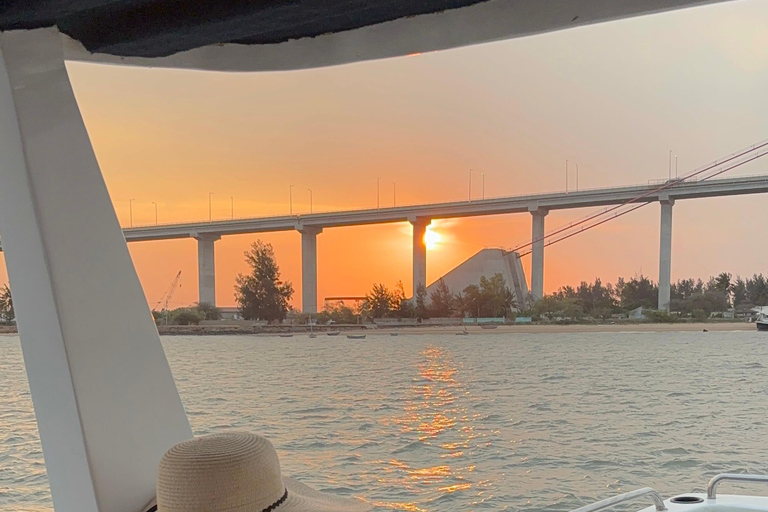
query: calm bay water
3 331 768 511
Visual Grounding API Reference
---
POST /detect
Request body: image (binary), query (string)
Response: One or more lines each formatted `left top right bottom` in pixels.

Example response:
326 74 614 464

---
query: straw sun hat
155 432 371 512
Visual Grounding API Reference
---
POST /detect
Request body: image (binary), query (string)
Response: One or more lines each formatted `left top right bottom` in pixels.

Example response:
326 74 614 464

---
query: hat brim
280 477 371 512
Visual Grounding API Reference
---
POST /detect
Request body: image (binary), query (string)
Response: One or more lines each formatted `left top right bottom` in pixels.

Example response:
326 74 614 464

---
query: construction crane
153 270 182 325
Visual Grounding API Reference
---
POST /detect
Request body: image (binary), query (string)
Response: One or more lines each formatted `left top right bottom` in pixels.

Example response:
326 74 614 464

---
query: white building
425 248 528 309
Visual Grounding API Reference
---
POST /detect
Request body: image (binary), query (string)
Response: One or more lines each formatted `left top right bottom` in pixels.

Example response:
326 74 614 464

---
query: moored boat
347 334 366 340
757 309 768 331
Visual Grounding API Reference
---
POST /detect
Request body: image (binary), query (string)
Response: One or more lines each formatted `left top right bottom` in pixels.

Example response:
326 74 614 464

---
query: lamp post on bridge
230 196 234 219
152 201 158 225
669 150 672 181
565 160 569 194
393 182 396 207
129 198 135 227
289 185 294 216
208 192 213 222
482 172 485 200
376 177 380 209
468 169 472 202
308 188 313 214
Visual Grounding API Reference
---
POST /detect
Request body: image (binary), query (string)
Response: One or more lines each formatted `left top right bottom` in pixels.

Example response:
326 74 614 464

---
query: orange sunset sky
2 1 768 310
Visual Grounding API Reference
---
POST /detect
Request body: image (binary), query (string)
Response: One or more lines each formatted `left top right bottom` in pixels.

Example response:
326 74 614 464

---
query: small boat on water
757 308 768 331
308 333 317 339
327 330 341 336
347 334 366 340
389 332 399 336
480 324 498 330
278 333 294 338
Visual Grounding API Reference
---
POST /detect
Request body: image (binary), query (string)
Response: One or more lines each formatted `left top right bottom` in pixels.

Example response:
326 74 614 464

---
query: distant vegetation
315 271 765 325
153 302 221 326
316 274 517 323
235 240 294 322
530 272 763 322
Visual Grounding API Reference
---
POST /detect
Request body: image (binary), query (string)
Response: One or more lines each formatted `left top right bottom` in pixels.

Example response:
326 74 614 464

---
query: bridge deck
1 175 766 248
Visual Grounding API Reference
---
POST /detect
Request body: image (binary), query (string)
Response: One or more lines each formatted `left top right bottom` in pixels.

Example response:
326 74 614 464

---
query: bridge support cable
510 138 768 255
518 148 768 258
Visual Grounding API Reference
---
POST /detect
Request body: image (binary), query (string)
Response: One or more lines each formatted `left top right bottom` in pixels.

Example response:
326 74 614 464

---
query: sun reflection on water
377 345 490 511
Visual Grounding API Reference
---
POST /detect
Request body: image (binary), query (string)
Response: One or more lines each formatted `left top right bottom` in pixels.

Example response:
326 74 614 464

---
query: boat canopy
2 0 735 71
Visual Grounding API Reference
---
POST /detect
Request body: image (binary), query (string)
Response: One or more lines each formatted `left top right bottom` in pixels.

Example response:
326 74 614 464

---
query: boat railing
570 487 667 512
707 473 768 500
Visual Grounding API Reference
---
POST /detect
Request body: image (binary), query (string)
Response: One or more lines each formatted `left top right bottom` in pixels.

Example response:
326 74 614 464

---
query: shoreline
0 322 755 337
156 321 756 335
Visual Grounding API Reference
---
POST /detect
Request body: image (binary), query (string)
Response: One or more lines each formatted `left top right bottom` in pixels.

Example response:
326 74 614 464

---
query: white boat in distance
0 2 757 512
754 307 768 331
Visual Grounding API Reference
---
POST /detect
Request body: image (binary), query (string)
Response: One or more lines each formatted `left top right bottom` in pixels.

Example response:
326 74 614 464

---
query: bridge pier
195 233 220 306
300 226 322 314
529 206 548 301
658 198 674 311
410 217 431 298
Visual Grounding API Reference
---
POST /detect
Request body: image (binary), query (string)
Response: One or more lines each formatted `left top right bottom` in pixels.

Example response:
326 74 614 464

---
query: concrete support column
529 206 548 301
410 217 431 297
658 198 674 311
195 233 220 306
300 226 322 314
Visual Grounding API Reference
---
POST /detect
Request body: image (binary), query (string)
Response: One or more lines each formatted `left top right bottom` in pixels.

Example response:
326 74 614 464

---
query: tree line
233 240 517 323
348 273 516 321
533 272 765 321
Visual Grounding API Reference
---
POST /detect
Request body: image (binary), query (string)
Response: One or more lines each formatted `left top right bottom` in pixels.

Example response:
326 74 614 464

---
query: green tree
463 284 482 318
317 301 360 324
453 292 468 317
195 302 222 320
414 283 428 319
429 278 454 317
235 241 294 321
479 274 515 317
0 284 14 324
746 274 768 306
363 283 393 318
392 281 415 318
733 277 748 309
171 308 204 325
713 272 733 296
618 275 657 311
461 274 515 318
532 296 584 321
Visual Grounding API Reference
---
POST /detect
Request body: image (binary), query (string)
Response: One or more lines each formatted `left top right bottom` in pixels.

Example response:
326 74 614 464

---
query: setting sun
424 227 442 250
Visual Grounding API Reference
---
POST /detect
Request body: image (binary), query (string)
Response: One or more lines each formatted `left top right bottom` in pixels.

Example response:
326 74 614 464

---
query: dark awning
1 0 734 70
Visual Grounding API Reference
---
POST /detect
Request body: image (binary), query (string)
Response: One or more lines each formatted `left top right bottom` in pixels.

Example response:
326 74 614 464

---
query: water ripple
4 331 768 511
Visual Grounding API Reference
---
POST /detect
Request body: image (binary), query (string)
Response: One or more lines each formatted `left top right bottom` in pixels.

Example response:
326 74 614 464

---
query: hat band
145 488 287 512
263 488 289 512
